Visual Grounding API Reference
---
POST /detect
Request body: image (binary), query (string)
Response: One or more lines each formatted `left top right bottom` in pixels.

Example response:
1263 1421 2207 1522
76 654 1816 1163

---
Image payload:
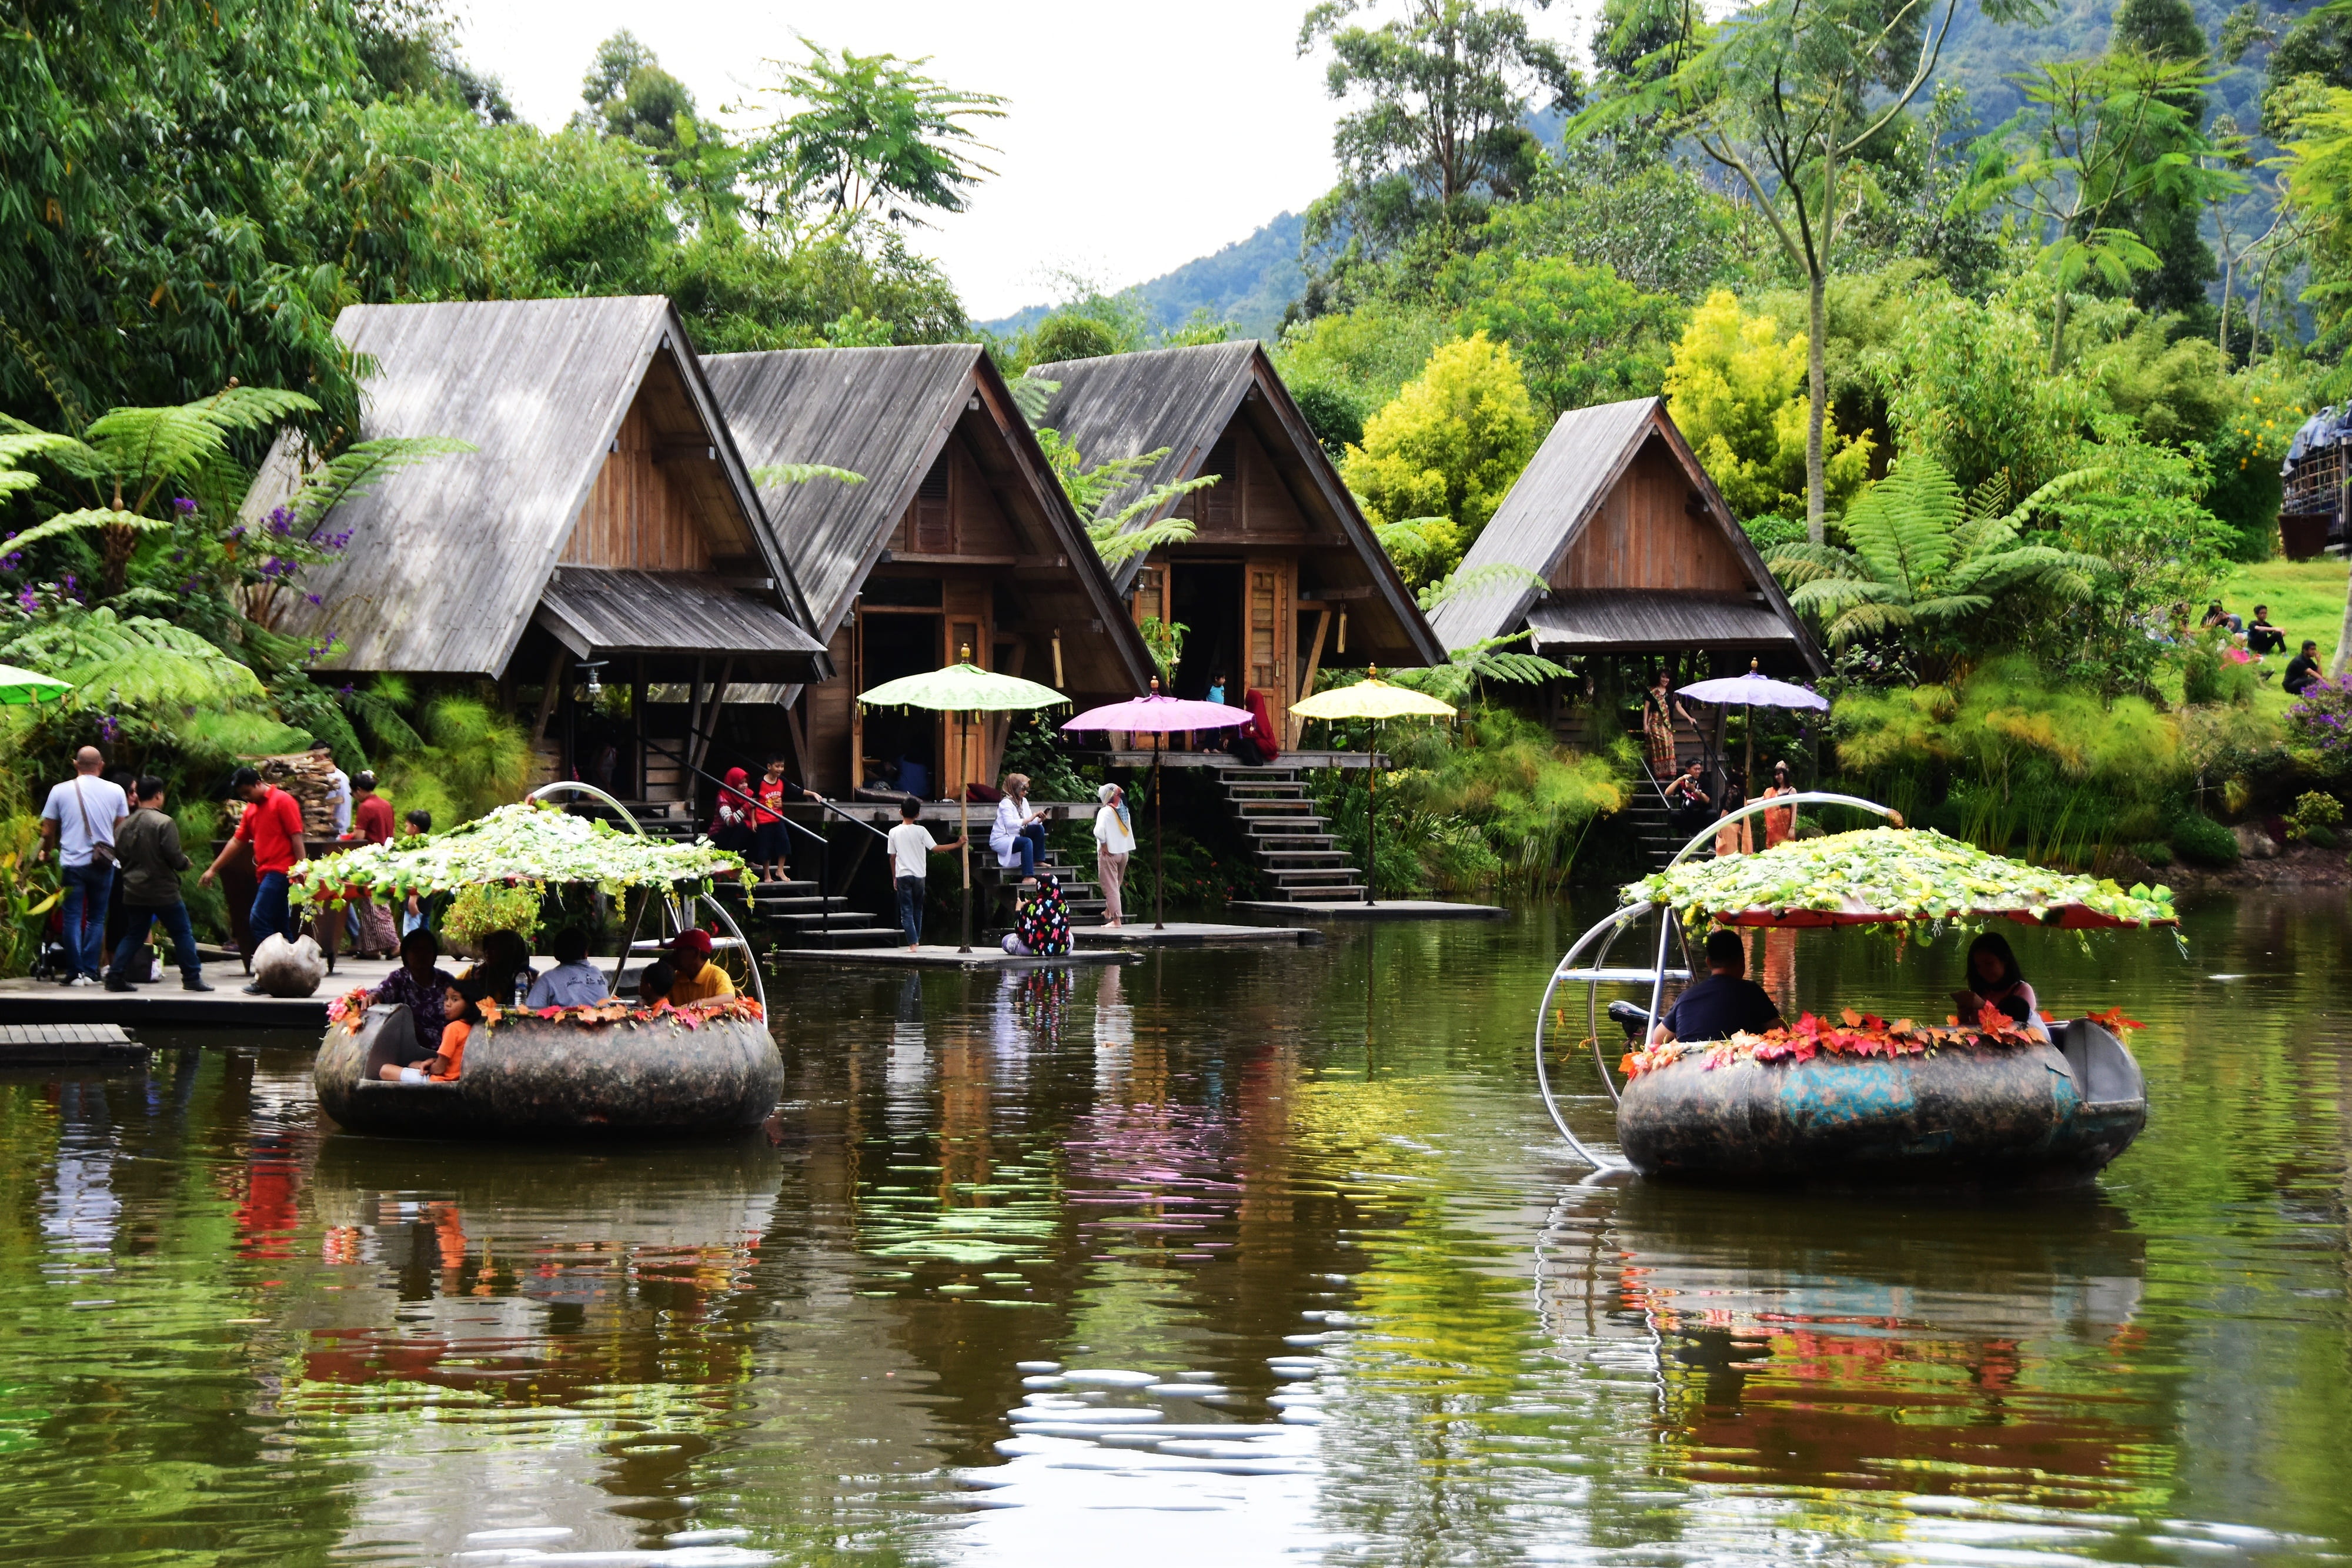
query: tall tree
2112 0 2221 320
1586 0 2041 544
741 44 1005 229
1972 50 2238 372
1297 0 1580 262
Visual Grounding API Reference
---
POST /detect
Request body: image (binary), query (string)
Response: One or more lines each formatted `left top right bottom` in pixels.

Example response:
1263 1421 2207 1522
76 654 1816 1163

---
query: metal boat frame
1534 791 1901 1171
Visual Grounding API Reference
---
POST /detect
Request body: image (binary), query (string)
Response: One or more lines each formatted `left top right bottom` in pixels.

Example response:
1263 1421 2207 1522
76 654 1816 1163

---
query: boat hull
317 1004 783 1138
1615 1020 2146 1188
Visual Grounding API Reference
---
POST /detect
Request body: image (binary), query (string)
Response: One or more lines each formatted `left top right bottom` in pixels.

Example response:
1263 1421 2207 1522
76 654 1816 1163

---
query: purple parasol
1063 681 1251 930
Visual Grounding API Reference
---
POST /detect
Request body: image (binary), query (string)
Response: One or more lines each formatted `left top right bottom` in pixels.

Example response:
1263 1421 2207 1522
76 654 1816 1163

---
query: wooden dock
1228 900 1507 921
0 1022 151 1066
1069 922 1324 947
763 945 1140 970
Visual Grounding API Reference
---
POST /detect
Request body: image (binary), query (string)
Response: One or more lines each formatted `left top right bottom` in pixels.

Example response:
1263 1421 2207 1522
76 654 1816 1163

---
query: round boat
315 1002 783 1138
1615 1017 2146 1188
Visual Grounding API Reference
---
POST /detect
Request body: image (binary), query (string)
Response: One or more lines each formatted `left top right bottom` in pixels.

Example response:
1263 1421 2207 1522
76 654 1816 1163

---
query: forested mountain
981 213 1307 342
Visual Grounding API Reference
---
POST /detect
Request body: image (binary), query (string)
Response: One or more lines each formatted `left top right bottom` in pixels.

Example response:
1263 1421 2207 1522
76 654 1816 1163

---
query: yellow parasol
1289 671 1455 905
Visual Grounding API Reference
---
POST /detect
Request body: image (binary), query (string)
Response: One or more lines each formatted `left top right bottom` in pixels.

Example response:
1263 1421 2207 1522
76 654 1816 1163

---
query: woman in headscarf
990 773 1049 885
1955 932 2044 1039
711 767 757 860
1093 783 1135 928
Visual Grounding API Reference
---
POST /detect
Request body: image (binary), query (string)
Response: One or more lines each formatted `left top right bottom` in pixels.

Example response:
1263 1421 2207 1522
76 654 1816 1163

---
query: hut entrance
1169 561 1242 703
856 610 945 796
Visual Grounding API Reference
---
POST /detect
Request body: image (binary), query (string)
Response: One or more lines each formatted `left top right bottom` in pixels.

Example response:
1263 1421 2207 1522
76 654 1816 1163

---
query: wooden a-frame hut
257 296 828 803
1024 342 1445 746
1426 396 1823 765
706 346 1155 797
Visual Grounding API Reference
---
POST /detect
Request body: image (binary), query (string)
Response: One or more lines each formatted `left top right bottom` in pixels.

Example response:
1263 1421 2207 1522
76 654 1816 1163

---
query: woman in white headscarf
1092 783 1135 928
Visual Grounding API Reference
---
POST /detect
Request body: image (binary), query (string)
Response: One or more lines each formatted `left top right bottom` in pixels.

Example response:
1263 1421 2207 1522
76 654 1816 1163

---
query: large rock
252 933 325 997
2231 823 2281 860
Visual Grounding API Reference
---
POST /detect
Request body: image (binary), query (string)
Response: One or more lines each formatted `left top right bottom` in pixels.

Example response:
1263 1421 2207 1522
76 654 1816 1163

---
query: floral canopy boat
1539 803 2174 1189
302 798 779 1139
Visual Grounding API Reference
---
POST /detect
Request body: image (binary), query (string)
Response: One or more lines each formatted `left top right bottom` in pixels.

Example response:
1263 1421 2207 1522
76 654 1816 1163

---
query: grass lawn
2214 557 2346 721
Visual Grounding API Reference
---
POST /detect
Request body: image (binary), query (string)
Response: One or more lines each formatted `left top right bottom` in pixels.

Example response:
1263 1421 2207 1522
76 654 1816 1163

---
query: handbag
72 778 116 871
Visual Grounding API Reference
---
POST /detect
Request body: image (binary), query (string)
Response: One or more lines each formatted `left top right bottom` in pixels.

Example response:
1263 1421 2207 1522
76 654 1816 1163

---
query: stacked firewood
238 750 346 838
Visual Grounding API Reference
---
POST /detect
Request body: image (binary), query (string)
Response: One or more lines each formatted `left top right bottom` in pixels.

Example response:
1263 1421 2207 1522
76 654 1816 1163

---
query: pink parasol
1064 680 1251 930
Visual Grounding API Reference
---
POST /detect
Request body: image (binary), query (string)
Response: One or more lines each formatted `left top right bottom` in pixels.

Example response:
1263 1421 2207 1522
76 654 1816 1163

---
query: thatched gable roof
256 296 823 676
704 345 1153 690
1427 397 1823 674
1024 342 1445 668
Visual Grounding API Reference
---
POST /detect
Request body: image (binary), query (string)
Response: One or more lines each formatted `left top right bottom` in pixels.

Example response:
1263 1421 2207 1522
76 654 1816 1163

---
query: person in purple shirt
373 928 456 1057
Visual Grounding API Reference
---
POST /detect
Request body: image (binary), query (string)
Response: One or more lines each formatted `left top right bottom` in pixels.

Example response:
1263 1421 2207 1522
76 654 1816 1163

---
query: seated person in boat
1953 932 2046 1038
667 928 735 1004
637 960 675 1007
524 925 610 1008
466 928 533 1009
1649 930 1783 1045
373 928 455 1059
379 975 489 1081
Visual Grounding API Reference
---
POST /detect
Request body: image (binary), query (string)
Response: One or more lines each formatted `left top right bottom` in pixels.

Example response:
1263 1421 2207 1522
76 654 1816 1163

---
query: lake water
1 892 2346 1567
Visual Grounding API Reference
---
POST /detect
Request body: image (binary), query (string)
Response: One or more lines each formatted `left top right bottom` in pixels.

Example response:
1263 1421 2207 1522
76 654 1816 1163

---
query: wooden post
689 656 733 773
532 647 567 743
1291 608 1331 751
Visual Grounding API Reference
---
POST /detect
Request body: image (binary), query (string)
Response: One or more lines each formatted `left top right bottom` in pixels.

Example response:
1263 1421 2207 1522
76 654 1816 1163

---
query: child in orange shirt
380 977 487 1081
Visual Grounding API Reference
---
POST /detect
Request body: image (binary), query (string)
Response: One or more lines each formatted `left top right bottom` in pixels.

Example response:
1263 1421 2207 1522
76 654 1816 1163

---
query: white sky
450 0 1600 322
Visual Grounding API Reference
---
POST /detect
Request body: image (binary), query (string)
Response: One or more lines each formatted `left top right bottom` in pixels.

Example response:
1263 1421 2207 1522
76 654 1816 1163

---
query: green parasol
858 658 1070 953
0 663 72 705
1289 670 1455 905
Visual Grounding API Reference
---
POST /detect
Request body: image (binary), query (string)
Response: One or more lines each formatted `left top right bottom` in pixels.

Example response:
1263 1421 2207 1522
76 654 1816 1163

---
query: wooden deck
1227 899 1507 921
0 1022 151 1066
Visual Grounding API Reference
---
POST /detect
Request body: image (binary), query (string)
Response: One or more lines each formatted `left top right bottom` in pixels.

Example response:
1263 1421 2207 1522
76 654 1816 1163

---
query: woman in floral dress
1642 668 1692 780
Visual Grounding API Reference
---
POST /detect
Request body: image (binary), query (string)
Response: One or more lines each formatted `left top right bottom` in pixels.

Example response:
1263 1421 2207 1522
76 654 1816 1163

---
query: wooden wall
562 396 713 571
886 442 1019 560
1174 424 1312 546
1550 439 1750 593
807 623 856 794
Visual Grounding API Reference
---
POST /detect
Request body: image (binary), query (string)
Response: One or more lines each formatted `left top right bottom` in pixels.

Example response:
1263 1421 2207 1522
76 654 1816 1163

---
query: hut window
914 453 953 553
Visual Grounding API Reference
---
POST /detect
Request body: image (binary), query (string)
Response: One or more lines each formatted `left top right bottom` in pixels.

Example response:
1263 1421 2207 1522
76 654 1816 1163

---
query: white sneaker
65 974 97 988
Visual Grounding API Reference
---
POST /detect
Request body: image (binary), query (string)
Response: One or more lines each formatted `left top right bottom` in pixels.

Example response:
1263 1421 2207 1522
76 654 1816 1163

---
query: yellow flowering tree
1663 290 1871 523
1342 332 1539 562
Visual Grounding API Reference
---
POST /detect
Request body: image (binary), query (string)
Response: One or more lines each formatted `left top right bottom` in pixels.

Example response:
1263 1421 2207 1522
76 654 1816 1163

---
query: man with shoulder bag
35 746 128 987
105 776 213 992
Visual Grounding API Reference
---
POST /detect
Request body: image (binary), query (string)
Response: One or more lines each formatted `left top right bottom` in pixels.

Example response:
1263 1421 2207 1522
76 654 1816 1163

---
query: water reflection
0 896 2343 1567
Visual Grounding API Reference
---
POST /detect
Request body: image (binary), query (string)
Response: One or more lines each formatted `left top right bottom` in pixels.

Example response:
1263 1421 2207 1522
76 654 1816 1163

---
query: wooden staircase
734 877 906 950
1220 765 1367 902
984 846 1109 930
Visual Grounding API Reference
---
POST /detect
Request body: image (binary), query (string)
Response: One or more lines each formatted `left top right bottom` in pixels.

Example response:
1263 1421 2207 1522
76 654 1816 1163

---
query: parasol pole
958 707 972 954
1154 730 1165 931
1365 719 1378 905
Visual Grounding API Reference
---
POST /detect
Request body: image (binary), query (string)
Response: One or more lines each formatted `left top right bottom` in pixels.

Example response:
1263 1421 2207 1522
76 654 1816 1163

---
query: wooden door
1244 556 1293 741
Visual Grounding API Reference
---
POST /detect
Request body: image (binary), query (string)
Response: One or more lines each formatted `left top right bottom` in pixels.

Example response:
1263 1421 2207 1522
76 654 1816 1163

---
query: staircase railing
635 737 850 930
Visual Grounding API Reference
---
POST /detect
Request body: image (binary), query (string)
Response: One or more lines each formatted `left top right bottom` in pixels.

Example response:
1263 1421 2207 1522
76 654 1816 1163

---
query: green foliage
1835 656 2181 864
1372 516 1465 592
442 880 546 951
1272 303 1456 422
1970 51 2241 369
1340 333 1538 544
1877 284 2097 494
1387 630 1569 706
1000 712 1094 804
1665 292 1872 519
2286 788 2344 839
1446 253 1683 416
1314 704 1628 892
1033 430 1210 570
1298 0 1578 266
0 815 61 978
2170 809 2241 864
375 692 532 831
741 42 1006 228
1138 617 1188 688
0 607 267 711
2204 359 2311 560
1769 455 2103 653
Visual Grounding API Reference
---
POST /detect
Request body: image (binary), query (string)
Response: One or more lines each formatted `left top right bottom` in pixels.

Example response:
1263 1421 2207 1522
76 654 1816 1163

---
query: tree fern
0 608 268 709
1010 377 1057 429
1088 476 1210 567
1416 560 1545 613
750 462 865 489
286 437 477 529
1393 632 1571 706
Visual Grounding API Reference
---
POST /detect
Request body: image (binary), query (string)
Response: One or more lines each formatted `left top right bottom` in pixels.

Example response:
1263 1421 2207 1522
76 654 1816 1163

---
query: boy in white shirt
886 797 964 950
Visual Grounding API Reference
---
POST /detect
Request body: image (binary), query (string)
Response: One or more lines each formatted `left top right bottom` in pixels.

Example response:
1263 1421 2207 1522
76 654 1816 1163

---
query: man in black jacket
105 777 213 992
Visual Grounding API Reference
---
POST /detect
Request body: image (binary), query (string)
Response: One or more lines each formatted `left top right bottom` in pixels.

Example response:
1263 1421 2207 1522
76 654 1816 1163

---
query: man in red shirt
339 770 399 957
201 765 310 992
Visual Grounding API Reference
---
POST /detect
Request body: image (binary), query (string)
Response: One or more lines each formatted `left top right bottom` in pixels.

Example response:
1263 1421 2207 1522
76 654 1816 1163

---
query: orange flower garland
1620 1004 2143 1080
